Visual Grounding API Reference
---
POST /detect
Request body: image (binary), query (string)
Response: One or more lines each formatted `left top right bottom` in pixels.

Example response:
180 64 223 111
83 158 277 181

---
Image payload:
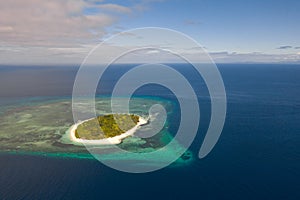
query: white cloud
98 4 132 14
208 51 300 63
0 0 135 64
0 26 14 32
0 0 121 47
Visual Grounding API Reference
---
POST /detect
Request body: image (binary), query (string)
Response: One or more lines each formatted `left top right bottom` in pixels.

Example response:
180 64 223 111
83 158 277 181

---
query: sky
0 0 300 64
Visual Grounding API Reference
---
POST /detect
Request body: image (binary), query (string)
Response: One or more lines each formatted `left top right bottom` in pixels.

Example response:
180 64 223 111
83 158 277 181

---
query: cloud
0 26 14 32
0 0 132 48
277 46 293 49
133 0 168 12
295 47 300 49
0 0 136 64
98 4 132 14
208 51 300 63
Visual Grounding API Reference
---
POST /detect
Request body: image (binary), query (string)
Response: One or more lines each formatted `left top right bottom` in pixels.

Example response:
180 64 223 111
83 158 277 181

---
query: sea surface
0 64 299 199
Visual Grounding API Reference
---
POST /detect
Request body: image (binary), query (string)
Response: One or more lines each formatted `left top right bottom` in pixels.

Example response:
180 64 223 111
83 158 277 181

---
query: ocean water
0 64 299 199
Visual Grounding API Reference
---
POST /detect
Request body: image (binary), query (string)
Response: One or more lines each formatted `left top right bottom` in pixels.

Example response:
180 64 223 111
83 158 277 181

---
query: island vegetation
74 114 140 139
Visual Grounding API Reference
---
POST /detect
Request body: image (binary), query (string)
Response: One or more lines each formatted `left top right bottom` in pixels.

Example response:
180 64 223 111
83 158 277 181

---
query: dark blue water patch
0 66 78 98
218 63 300 106
0 150 299 200
97 63 210 100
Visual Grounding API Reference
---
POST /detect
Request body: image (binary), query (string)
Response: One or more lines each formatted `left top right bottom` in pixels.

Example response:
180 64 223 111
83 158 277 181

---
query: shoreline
69 115 148 145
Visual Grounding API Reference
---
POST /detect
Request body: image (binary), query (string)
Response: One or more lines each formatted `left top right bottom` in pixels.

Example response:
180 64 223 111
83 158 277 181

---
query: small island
69 114 148 145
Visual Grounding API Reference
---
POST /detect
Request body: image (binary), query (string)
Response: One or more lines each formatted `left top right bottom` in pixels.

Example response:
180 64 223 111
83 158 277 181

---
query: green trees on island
75 114 140 139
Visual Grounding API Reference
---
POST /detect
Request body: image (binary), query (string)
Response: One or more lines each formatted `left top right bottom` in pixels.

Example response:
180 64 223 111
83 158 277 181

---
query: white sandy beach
69 116 148 145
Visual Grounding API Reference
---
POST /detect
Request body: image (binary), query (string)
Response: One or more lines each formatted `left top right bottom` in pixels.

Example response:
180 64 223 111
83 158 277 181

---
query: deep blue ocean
0 64 299 199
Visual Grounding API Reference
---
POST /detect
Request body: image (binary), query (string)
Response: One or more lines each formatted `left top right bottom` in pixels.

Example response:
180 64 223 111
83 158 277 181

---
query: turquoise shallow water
0 96 193 166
